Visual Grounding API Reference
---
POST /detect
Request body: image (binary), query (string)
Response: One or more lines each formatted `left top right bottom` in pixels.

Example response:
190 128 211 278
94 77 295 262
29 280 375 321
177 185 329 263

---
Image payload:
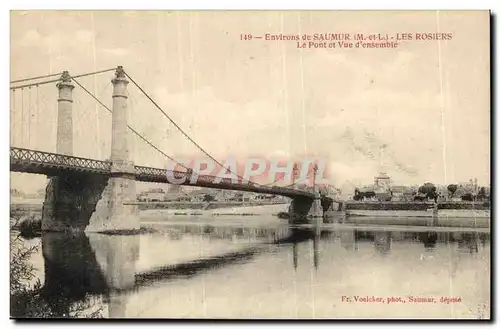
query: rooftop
375 172 391 179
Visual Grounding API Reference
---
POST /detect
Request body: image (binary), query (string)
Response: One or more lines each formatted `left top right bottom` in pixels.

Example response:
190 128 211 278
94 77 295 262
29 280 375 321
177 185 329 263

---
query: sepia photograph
9 10 491 319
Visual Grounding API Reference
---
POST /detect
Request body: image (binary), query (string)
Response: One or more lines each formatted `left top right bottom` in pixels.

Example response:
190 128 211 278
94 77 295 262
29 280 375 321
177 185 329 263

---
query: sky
10 10 490 193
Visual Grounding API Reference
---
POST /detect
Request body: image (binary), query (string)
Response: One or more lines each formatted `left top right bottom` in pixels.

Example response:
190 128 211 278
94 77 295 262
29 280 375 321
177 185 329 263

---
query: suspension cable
11 71 63 84
21 88 24 146
70 76 190 171
36 86 39 149
10 68 117 90
68 67 118 81
28 87 31 147
261 163 316 188
10 78 60 90
11 89 15 145
124 71 256 186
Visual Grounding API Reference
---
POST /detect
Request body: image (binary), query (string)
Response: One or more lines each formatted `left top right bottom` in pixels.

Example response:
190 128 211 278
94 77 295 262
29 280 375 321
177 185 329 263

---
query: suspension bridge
10 66 321 232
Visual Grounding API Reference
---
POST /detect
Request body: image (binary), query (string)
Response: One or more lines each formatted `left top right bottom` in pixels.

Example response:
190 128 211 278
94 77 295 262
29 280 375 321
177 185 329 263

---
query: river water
16 212 490 319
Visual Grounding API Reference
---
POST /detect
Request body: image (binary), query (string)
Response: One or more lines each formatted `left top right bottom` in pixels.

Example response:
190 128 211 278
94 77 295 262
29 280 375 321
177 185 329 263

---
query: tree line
353 182 490 202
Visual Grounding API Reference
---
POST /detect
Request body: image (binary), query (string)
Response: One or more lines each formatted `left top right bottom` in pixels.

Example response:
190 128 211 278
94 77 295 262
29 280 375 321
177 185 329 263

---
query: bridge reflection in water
42 232 139 317
39 224 490 318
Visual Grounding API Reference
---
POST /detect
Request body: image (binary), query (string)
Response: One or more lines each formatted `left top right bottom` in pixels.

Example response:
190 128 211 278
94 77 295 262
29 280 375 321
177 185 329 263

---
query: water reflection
286 228 320 270
279 227 488 269
33 224 490 318
41 232 108 316
419 232 438 250
157 224 290 244
87 234 139 291
313 231 319 270
292 243 298 270
374 231 391 255
457 232 480 254
41 232 139 318
339 229 357 251
134 247 260 287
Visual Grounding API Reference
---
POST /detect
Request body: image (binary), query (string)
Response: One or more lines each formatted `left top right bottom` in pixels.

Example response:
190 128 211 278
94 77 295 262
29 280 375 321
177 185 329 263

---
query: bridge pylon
41 72 77 231
56 71 75 156
41 67 139 233
287 162 323 224
87 66 139 232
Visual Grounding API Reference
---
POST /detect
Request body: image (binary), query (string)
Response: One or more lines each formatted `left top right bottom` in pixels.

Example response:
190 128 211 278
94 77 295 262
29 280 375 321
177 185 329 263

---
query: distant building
374 172 391 191
389 185 406 201
227 192 251 202
390 185 415 201
138 188 165 202
250 194 277 201
188 188 221 202
374 172 392 200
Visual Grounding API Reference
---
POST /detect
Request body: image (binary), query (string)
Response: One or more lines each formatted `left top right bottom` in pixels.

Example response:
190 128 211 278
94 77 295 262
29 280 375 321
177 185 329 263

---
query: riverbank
343 200 490 211
135 201 287 211
139 204 289 219
339 215 490 228
10 201 289 215
11 200 491 230
327 200 491 228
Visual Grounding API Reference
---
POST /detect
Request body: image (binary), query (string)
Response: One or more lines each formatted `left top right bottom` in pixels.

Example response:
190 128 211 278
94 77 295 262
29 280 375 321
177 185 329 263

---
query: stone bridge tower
42 67 139 233
87 66 139 232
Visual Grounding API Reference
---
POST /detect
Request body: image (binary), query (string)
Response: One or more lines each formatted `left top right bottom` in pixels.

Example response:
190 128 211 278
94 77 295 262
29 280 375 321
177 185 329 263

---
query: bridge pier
288 196 323 224
42 174 109 231
87 66 139 232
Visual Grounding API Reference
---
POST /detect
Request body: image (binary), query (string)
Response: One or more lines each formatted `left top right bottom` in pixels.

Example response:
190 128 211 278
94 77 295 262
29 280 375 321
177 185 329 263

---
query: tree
418 183 438 201
320 196 334 213
477 187 487 200
447 184 458 198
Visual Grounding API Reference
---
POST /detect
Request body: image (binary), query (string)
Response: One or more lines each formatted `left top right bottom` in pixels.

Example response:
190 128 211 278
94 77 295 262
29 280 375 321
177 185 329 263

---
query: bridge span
10 147 316 200
10 67 321 233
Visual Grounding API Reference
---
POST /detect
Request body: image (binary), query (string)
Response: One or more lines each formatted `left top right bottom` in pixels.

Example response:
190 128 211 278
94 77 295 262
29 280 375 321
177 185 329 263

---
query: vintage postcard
10 10 490 319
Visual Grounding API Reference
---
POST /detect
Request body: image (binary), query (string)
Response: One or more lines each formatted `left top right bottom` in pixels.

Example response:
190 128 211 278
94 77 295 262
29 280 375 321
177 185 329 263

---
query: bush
10 236 38 294
10 217 103 318
18 217 41 239
11 286 103 319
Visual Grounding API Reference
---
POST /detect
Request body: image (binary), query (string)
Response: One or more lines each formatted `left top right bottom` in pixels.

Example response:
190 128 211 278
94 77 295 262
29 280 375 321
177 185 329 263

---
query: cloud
101 48 130 56
16 28 95 52
328 161 379 186
18 29 42 47
75 29 94 43
127 85 292 165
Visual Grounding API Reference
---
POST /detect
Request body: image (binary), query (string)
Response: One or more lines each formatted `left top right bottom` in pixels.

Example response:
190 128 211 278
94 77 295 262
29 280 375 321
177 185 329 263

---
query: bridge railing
134 166 259 187
10 148 315 198
10 147 112 172
134 165 315 198
134 166 187 180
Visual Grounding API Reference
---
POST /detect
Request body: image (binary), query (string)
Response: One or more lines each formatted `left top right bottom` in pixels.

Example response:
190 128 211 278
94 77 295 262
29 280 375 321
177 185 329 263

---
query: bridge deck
10 147 315 199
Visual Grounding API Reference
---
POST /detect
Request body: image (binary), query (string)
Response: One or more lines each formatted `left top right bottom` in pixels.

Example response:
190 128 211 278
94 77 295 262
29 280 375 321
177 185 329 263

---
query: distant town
351 172 491 203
